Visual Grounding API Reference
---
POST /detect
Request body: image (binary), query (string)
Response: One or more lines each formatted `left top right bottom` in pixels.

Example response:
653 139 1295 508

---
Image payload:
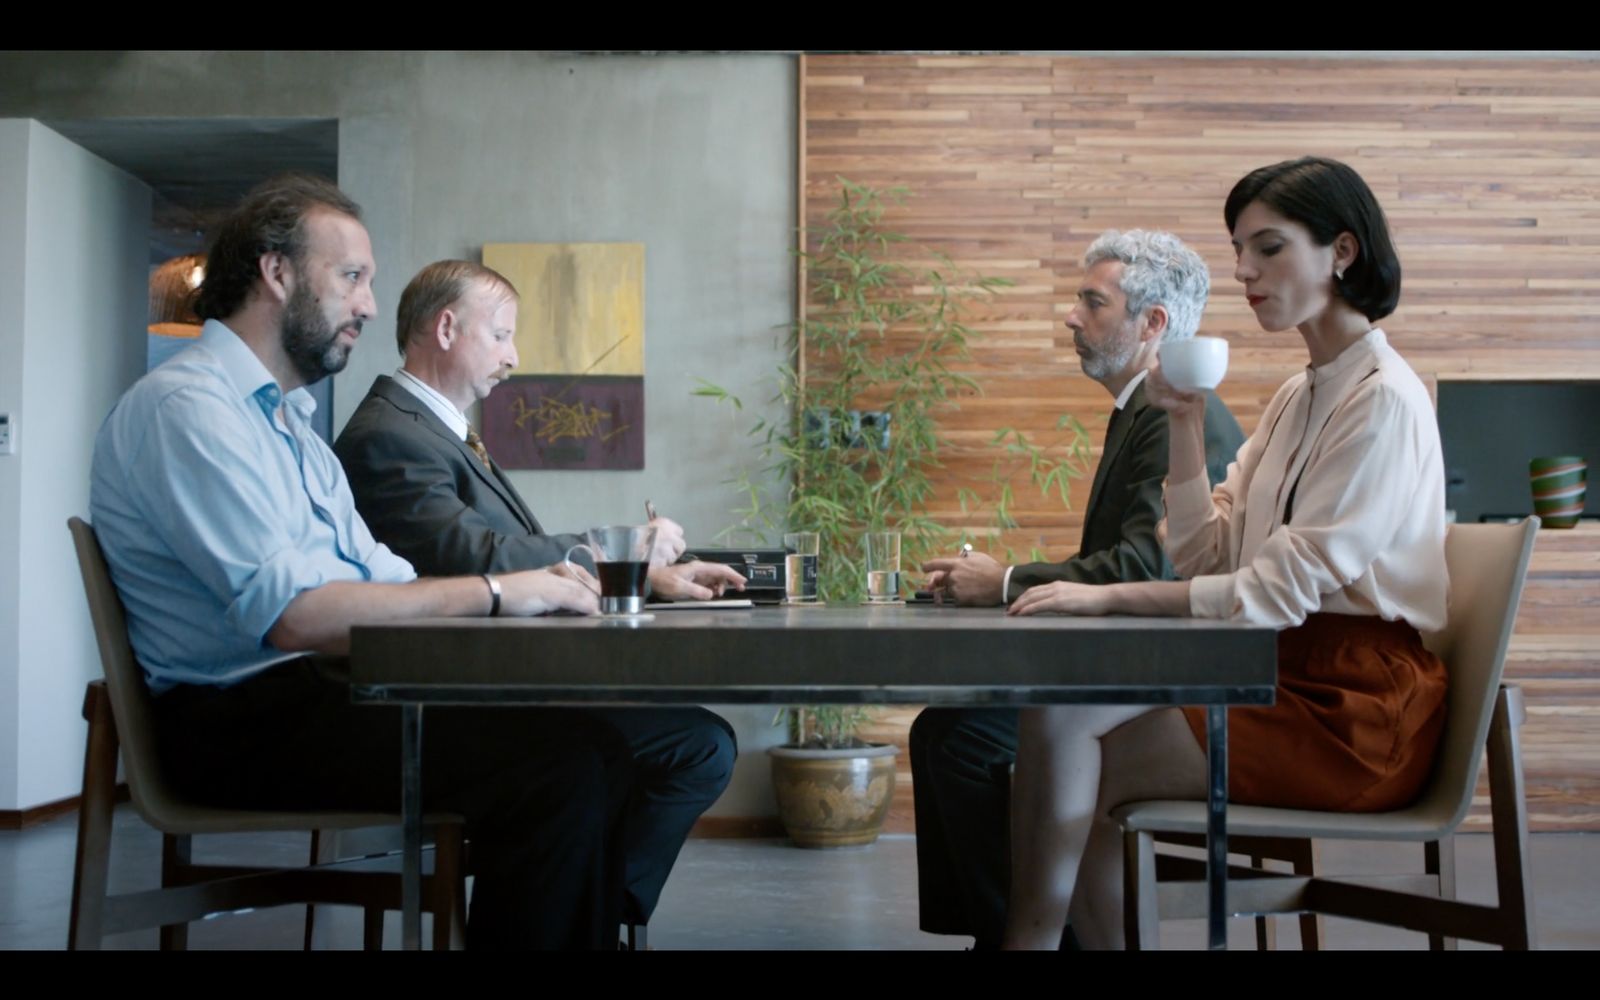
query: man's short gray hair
1082 229 1210 343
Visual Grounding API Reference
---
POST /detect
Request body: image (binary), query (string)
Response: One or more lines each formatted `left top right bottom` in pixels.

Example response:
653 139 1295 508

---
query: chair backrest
67 516 189 829
1412 518 1540 827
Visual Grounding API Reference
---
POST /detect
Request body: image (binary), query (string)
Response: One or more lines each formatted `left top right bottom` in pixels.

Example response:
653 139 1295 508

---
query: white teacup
1158 336 1229 391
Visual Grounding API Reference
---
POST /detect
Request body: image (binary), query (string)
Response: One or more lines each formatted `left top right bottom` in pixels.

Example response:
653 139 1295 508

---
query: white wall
0 120 148 810
0 119 29 809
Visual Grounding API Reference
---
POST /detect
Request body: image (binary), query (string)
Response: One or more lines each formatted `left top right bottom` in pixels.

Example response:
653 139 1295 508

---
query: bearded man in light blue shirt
90 173 629 951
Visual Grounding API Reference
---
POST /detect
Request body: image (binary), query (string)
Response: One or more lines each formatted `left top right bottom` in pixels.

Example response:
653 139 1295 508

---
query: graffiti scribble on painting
483 375 644 470
510 394 633 445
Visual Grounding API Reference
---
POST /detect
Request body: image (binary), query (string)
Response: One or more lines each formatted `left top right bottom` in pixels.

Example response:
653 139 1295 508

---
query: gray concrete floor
2 804 1594 950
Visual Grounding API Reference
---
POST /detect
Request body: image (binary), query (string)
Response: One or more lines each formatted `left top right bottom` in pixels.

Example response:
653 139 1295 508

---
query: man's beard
1076 327 1140 383
281 281 357 386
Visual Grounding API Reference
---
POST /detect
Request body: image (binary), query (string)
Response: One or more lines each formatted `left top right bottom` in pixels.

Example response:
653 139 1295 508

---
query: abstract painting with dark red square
482 375 645 470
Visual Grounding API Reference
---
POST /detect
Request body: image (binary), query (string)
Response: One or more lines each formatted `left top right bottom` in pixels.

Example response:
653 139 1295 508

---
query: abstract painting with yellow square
481 243 645 470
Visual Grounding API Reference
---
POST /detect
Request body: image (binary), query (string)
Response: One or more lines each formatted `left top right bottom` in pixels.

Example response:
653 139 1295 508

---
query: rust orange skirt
1182 612 1447 812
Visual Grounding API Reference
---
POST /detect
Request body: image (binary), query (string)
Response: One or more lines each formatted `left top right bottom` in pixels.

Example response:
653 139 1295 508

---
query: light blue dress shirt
90 320 416 694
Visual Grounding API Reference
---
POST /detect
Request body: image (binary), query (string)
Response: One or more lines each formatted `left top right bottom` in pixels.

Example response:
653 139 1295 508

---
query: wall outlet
854 410 892 450
799 408 893 451
0 413 14 455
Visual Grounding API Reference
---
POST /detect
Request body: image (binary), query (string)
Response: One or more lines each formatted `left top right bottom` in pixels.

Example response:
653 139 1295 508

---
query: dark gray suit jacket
334 375 589 576
1006 380 1245 597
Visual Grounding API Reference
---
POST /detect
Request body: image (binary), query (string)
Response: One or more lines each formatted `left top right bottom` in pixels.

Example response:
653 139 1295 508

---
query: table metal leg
402 704 423 951
1207 705 1228 950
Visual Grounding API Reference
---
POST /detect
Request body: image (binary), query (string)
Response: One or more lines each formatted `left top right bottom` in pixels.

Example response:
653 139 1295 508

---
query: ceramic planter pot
768 743 898 848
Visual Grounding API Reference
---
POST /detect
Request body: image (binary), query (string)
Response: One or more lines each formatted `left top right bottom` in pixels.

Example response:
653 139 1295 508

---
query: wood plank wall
800 54 1600 833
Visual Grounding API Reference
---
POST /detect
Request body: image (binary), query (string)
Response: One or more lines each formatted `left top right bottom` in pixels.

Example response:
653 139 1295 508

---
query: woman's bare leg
1004 703 1158 950
1070 707 1208 949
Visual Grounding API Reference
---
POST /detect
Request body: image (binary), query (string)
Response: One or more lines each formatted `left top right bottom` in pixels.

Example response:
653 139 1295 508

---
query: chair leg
1425 837 1459 950
159 834 192 950
1250 854 1277 950
303 829 342 950
1290 839 1323 951
1123 829 1159 951
1488 685 1537 950
626 922 648 951
67 682 118 951
432 823 466 951
364 908 386 950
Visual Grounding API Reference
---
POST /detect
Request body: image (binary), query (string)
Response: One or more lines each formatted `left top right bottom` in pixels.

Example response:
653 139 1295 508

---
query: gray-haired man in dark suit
914 230 1246 950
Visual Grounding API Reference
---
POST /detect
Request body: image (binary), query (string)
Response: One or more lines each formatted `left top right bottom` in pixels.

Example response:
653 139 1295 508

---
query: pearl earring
1334 267 1345 280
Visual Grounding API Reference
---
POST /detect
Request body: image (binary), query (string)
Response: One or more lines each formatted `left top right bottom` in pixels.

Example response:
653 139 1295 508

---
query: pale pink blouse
1162 328 1449 631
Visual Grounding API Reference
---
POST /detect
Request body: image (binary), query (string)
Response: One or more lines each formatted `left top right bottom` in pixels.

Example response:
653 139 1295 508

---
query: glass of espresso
783 531 820 603
862 531 902 604
564 524 658 615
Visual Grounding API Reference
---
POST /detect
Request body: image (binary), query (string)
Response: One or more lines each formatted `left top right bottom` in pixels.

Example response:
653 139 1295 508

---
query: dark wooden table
350 605 1277 950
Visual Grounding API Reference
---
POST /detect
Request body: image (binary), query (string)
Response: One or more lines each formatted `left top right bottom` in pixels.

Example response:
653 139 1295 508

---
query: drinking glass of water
783 531 820 604
862 531 902 604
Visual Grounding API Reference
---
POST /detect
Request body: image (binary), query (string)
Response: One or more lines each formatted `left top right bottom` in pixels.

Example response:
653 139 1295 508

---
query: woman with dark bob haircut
1001 157 1448 949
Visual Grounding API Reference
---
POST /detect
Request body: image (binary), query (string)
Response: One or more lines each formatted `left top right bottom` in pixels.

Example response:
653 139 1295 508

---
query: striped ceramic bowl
1530 455 1587 529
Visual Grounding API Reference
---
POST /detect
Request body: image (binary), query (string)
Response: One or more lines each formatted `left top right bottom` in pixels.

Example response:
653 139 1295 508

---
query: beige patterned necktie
465 428 493 472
